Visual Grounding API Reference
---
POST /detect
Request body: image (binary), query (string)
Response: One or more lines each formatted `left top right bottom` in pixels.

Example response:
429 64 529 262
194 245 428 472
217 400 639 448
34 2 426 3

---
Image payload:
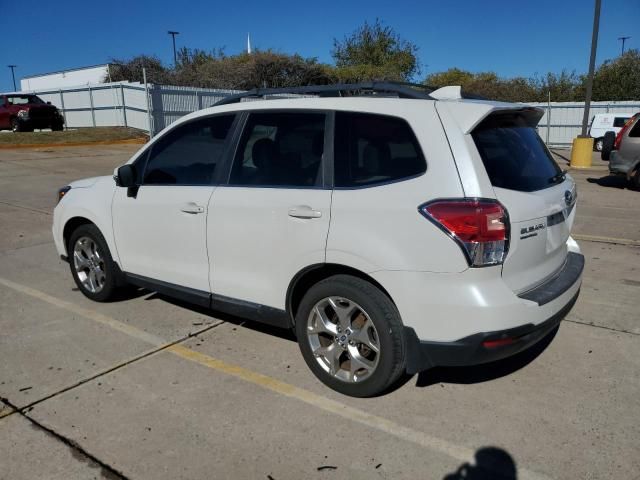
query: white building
20 64 111 91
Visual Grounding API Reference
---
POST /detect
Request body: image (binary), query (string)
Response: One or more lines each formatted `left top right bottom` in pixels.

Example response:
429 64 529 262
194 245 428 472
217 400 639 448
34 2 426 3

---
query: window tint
334 112 426 188
143 115 234 185
629 116 640 137
613 117 631 128
7 95 44 105
229 112 325 187
472 115 562 192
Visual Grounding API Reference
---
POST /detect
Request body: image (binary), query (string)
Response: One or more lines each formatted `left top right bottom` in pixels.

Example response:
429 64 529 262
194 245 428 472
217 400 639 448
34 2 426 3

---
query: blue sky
2 0 638 91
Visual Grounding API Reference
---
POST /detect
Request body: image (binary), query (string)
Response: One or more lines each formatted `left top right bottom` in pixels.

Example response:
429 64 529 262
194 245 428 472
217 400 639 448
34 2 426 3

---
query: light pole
618 36 631 55
8 65 17 91
571 0 601 168
168 31 180 68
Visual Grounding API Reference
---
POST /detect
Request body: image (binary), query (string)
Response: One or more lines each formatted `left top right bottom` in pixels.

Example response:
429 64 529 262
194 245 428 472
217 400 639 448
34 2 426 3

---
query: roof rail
213 81 435 106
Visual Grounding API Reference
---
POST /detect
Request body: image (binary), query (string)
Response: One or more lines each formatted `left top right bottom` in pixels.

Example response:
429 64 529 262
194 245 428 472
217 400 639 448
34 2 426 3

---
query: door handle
288 205 322 219
180 202 205 214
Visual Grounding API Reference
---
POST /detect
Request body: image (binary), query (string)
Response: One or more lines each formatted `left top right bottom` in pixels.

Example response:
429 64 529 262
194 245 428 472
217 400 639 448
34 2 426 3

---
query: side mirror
116 164 137 187
46 101 52 105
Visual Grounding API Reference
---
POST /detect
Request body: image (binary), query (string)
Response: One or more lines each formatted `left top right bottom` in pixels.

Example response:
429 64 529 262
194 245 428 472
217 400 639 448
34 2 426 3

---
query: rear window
629 116 640 137
472 114 562 192
614 117 631 128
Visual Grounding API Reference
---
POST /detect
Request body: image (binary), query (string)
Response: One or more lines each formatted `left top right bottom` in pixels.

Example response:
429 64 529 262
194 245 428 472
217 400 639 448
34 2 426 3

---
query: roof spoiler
437 101 545 134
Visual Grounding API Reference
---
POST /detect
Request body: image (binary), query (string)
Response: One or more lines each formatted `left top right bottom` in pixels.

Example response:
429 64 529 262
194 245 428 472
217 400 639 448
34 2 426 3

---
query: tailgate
470 110 577 293
494 180 576 293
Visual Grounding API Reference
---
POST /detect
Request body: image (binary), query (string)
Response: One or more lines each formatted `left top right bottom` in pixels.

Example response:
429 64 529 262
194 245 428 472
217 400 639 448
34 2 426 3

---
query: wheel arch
286 263 397 325
62 216 96 254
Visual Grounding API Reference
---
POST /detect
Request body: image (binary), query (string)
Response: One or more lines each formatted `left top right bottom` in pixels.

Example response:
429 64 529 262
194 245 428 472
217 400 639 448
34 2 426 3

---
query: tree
108 55 172 84
332 19 419 81
592 49 640 101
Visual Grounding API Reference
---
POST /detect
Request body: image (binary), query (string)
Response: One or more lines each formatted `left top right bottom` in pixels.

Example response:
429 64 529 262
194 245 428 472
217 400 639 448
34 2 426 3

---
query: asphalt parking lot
1 144 639 480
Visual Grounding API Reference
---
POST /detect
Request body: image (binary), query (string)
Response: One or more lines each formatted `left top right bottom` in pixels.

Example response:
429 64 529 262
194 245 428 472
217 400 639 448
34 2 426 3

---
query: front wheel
68 224 119 302
51 122 64 131
295 275 406 397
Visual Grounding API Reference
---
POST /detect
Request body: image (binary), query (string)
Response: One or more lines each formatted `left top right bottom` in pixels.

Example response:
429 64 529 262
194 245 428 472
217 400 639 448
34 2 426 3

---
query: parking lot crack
1 319 226 417
0 396 128 479
564 318 640 337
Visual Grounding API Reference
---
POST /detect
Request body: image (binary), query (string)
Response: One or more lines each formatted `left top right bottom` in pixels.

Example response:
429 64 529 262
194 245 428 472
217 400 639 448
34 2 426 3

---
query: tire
632 168 640 191
594 138 603 152
295 275 406 397
10 118 21 132
68 224 119 302
51 122 64 132
601 131 615 161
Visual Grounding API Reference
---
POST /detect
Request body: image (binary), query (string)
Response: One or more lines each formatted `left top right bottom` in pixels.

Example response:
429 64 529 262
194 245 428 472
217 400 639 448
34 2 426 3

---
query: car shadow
143 291 297 342
586 175 632 190
443 447 517 479
415 327 558 388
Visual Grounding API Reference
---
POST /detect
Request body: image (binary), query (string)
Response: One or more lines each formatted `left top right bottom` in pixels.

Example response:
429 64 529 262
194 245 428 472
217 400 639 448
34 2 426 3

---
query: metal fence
531 100 640 146
24 82 640 145
33 82 153 132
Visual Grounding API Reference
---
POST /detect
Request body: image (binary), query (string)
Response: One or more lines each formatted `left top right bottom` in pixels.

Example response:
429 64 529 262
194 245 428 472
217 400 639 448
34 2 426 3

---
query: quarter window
143 115 235 185
229 112 325 187
334 112 426 188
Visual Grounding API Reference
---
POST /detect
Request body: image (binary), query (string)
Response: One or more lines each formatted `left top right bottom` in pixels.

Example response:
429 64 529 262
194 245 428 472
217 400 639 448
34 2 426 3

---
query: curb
0 137 148 150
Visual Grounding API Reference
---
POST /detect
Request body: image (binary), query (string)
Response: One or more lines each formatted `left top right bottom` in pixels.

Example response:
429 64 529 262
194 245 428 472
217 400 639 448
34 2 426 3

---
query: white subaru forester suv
53 83 584 397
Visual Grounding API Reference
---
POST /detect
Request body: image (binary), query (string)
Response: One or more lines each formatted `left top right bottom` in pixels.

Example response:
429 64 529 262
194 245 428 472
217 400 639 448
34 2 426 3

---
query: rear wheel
68 224 118 302
295 275 406 397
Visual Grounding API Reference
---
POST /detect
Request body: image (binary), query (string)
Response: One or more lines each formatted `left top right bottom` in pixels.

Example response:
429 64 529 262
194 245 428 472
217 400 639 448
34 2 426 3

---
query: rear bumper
608 151 634 176
404 290 578 373
399 251 584 374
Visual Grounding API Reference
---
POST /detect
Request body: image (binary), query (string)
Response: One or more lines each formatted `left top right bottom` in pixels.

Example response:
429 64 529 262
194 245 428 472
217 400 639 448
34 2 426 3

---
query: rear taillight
614 116 637 149
419 199 509 267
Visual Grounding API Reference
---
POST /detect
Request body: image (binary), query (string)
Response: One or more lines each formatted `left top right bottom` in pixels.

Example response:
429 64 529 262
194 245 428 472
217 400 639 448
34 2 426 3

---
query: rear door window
229 111 325 187
334 112 426 187
472 114 562 192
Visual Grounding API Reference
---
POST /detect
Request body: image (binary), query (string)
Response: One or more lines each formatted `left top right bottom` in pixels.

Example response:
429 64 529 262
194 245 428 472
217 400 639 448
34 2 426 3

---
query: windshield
472 115 562 192
7 95 45 105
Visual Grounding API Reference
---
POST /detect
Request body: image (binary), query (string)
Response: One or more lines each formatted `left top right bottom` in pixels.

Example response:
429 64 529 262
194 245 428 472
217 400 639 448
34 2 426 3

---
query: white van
589 113 636 151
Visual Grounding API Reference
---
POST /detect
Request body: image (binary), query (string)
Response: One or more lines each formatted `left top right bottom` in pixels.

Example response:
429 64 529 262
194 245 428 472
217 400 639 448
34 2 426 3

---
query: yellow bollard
570 137 594 169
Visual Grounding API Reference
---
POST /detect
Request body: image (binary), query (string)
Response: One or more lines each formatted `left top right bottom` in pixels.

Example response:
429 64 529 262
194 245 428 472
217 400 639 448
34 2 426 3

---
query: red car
0 93 65 132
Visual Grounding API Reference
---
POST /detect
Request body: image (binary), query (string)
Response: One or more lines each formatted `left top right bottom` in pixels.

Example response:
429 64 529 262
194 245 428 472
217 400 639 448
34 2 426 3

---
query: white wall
20 65 109 91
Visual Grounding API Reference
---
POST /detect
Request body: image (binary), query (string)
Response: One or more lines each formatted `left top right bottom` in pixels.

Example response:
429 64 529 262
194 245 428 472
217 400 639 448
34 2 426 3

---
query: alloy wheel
73 236 106 293
306 296 380 383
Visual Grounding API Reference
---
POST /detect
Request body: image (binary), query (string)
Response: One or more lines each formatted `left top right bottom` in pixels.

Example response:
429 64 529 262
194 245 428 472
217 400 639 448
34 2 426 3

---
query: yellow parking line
1 276 551 480
0 277 165 346
573 234 640 247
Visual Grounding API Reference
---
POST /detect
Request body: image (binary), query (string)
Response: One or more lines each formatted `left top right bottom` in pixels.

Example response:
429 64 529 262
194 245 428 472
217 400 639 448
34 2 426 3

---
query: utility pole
168 31 180 68
618 36 631 55
8 65 17 91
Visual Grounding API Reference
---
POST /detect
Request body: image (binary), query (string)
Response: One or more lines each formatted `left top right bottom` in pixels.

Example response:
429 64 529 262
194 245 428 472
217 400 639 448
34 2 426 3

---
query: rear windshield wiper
548 171 566 184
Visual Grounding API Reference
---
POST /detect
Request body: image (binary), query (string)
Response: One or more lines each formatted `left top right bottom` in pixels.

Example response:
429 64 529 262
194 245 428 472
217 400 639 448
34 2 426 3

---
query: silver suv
53 83 584 397
603 113 640 189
